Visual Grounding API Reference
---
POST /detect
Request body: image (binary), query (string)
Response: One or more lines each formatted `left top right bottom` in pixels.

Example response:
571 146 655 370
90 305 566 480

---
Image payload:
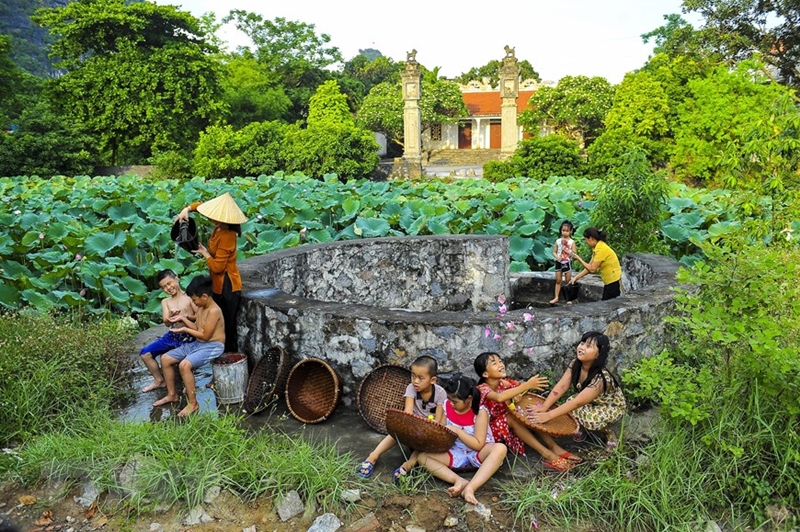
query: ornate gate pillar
401 49 423 178
499 46 521 159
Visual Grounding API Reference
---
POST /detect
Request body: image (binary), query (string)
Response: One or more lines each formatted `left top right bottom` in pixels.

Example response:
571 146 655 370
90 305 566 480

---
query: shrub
284 123 379 181
506 135 585 180
192 121 288 179
590 147 669 255
482 160 517 182
0 311 137 446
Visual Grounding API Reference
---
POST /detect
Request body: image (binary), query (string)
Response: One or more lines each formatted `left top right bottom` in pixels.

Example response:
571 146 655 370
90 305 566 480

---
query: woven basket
385 408 457 453
356 365 411 434
242 346 290 415
284 358 342 424
507 393 579 437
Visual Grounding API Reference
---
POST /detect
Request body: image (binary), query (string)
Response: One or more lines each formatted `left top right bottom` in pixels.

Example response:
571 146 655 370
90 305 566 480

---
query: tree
455 59 541 86
590 147 669 255
341 52 402 94
519 75 614 149
223 10 342 121
356 67 467 155
587 71 671 176
221 54 291 129
683 0 800 88
505 135 586 180
670 60 799 185
0 100 95 177
192 121 288 179
285 80 378 180
34 0 224 164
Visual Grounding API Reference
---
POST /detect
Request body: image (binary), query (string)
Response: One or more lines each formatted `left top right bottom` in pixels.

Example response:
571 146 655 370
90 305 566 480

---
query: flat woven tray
385 408 457 453
242 346 289 415
285 358 342 424
356 365 411 434
507 393 580 437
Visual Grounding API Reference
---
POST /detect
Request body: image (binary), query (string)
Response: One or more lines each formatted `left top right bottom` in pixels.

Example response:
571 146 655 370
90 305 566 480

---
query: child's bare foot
447 478 469 498
178 403 199 417
549 297 558 305
461 486 478 505
153 394 179 407
141 381 165 393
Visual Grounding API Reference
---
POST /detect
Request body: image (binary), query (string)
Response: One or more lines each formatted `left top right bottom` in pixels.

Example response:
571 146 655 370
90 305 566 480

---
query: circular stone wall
237 236 680 403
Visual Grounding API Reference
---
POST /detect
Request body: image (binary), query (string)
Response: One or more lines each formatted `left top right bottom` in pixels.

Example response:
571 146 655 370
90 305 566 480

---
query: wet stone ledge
237 236 681 404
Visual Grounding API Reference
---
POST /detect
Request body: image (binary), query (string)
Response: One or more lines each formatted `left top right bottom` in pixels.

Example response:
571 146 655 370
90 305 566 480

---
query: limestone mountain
0 0 68 76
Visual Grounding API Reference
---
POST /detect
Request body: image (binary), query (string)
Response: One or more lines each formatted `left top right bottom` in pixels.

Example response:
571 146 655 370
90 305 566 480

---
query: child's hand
525 374 548 392
168 314 184 324
529 411 554 424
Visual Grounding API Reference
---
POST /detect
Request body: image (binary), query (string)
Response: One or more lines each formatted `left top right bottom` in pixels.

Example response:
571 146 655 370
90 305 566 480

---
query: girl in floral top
474 352 578 472
529 331 626 453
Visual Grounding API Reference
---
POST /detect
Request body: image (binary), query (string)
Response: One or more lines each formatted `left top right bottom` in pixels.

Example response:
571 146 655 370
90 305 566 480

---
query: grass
502 397 799 531
0 311 137 446
1 410 358 513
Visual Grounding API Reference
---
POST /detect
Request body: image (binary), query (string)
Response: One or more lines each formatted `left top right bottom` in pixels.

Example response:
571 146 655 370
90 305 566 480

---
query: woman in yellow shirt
569 227 621 301
177 193 247 353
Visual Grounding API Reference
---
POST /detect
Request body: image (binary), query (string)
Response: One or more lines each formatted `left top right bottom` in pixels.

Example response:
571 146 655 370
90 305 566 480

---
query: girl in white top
416 374 507 505
550 220 576 305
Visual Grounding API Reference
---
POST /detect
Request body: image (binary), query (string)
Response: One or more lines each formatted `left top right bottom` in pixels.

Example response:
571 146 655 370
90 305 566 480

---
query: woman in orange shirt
176 193 247 353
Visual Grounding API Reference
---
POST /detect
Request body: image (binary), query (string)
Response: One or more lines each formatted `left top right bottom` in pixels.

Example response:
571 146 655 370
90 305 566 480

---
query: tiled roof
463 90 536 117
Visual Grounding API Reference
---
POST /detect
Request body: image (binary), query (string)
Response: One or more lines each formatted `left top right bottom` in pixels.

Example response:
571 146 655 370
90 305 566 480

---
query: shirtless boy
139 270 197 393
153 275 225 417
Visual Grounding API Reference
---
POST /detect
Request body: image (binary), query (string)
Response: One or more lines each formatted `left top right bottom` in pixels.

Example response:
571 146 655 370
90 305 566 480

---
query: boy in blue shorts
139 270 196 393
153 275 225 417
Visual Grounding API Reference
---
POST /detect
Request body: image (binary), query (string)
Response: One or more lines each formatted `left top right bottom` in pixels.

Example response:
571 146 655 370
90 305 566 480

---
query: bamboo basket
284 358 342 424
385 408 457 453
356 365 411 434
507 393 579 437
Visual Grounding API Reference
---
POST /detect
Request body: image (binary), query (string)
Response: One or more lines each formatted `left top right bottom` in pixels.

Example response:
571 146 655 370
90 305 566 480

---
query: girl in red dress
474 352 578 471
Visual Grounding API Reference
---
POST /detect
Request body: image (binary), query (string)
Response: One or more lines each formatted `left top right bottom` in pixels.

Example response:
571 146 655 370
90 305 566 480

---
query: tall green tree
34 0 224 165
519 75 613 149
683 0 800 88
221 54 291 128
587 71 671 176
671 59 800 185
455 58 541 86
356 66 467 155
223 10 342 121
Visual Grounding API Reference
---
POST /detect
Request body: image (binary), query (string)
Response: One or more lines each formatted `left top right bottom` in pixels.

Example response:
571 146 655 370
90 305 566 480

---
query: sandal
606 439 618 451
560 452 583 463
392 465 408 484
357 460 375 478
542 457 573 472
573 428 587 442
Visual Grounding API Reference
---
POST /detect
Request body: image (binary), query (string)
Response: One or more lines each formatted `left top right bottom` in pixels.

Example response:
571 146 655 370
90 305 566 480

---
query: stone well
237 235 681 403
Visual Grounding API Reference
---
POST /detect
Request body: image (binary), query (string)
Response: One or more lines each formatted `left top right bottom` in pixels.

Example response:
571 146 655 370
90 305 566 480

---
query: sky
153 0 700 84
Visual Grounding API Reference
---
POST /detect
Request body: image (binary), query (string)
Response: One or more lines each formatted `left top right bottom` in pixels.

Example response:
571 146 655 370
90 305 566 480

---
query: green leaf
355 217 391 237
85 231 127 258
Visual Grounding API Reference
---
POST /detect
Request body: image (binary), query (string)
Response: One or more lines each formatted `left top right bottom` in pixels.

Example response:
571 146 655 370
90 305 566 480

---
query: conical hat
197 192 248 224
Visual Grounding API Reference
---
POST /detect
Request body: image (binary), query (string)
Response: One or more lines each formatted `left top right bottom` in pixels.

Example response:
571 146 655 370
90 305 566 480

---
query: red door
458 122 472 149
489 121 501 148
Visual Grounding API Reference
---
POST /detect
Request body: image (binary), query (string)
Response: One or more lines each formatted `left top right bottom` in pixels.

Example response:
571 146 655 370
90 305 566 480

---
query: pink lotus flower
506 322 515 329
38 233 44 239
493 334 502 340
80 289 87 297
523 313 534 322
507 340 514 346
498 304 507 314
497 295 506 304
75 254 82 261
484 328 491 338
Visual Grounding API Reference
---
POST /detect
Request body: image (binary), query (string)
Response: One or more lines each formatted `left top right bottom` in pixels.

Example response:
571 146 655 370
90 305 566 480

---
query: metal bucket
211 353 248 404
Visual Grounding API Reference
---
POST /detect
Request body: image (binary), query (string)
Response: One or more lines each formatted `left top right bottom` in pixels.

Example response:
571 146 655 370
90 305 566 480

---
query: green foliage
0 100 96 177
341 52 401 95
35 0 224 165
519 75 614 148
482 160 517 183
683 0 800 90
192 121 288 179
505 135 586 181
221 54 292 128
2 410 355 512
222 10 342 122
284 123 379 181
148 150 192 180
356 70 467 149
0 311 137 446
307 80 353 127
591 148 669 255
356 81 403 142
587 71 672 177
671 60 800 185
454 58 541 86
